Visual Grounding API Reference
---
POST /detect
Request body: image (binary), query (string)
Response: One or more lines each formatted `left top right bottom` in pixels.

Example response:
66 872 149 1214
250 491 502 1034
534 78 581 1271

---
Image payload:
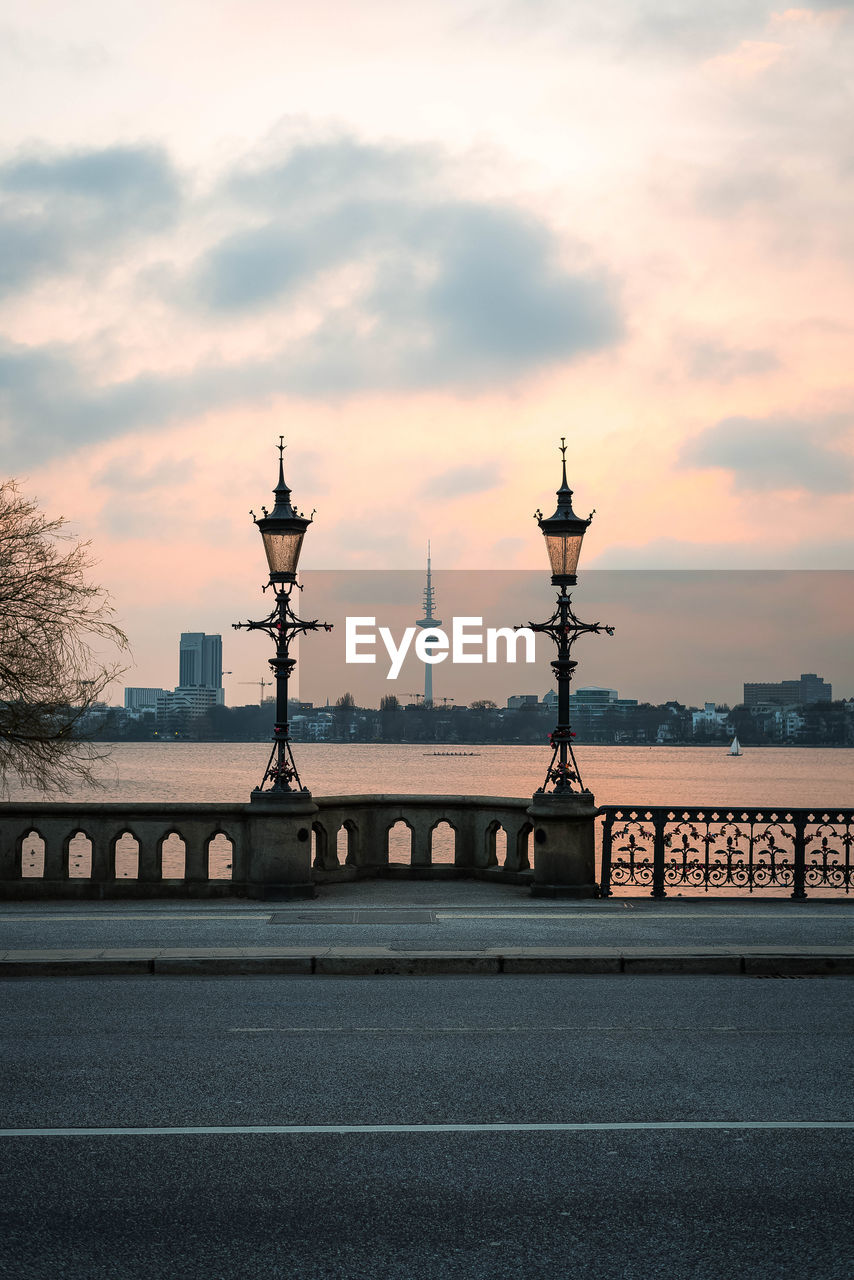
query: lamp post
233 438 331 800
527 438 613 796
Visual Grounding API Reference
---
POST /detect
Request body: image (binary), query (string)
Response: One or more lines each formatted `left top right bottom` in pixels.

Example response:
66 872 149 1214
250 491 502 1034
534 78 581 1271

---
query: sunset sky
2 1 852 703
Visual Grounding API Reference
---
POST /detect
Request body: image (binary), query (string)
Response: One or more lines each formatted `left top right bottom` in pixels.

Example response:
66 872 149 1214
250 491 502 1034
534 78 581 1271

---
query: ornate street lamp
527 439 613 794
233 438 331 799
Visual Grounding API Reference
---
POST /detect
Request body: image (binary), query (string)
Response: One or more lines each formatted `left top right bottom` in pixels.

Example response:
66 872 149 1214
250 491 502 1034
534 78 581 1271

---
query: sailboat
728 735 743 756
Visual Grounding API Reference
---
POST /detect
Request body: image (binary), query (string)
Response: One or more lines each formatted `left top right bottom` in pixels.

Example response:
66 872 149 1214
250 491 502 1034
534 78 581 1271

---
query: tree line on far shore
86 693 854 747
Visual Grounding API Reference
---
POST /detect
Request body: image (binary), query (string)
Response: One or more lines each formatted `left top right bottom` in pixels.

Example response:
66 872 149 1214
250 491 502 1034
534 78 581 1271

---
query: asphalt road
1 975 853 1278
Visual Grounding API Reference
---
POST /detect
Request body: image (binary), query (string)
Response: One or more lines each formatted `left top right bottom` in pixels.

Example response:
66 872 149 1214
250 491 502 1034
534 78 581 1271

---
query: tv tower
415 541 441 706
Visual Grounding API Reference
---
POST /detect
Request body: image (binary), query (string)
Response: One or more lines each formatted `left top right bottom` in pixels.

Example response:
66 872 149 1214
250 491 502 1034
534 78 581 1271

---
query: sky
2 0 852 705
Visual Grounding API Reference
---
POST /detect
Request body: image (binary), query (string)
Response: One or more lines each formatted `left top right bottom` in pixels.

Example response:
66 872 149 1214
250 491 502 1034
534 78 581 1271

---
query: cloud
680 414 854 493
0 23 109 73
479 0 831 59
589 535 854 570
0 131 623 465
186 181 622 382
625 1 854 58
191 223 313 310
403 203 621 376
682 9 854 249
94 455 194 493
693 165 791 218
684 340 779 381
225 136 441 208
0 144 181 297
419 462 503 500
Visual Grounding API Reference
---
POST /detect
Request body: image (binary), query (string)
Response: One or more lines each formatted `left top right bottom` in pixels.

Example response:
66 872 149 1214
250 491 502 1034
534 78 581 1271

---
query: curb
1 949 853 977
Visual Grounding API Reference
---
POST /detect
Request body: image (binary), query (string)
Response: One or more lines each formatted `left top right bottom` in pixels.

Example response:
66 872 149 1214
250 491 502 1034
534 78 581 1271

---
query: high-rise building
744 674 832 707
179 632 223 699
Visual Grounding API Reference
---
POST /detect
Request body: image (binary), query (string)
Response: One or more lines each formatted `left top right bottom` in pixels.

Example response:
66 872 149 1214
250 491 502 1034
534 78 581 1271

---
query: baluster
0 823 17 880
184 832 209 882
90 827 112 882
43 828 65 881
412 819 431 867
230 826 249 881
137 828 160 882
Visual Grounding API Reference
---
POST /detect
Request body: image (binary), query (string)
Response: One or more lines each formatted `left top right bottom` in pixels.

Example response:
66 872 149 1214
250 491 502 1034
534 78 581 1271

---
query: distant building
569 686 638 718
179 632 224 705
124 687 164 713
692 702 731 736
744 673 832 708
156 685 219 728
775 708 805 740
507 694 539 709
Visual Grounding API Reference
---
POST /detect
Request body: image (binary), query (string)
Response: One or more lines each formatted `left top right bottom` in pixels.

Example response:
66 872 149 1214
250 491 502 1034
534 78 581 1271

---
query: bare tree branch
0 479 130 794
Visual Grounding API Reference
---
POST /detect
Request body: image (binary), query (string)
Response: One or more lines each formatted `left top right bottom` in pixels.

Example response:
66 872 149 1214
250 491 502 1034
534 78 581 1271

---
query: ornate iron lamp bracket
522 589 614 795
233 584 332 795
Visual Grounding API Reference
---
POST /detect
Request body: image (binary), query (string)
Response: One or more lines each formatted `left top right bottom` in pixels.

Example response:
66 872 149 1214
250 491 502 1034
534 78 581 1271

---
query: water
7 742 852 808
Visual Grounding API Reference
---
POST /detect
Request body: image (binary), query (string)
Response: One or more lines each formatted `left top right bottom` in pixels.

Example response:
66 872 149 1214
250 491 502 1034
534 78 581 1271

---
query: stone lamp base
246 791 317 900
527 790 600 899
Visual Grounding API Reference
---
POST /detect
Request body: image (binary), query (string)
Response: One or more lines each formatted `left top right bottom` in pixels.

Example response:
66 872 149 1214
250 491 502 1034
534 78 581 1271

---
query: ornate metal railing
600 806 854 899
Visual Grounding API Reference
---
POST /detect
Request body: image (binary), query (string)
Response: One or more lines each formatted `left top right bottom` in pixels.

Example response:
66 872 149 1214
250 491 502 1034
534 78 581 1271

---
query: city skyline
2 3 852 706
123 606 845 712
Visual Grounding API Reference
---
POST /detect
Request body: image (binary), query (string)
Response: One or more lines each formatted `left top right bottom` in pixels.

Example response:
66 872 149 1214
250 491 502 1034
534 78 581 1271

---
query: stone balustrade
311 794 532 880
0 802 249 898
0 795 533 899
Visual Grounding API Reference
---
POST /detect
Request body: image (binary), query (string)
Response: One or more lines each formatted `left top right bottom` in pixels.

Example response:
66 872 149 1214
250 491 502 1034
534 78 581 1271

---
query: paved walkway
1 881 852 976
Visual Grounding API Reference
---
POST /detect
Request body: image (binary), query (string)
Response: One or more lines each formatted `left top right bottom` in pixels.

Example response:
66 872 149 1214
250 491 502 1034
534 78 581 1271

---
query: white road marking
1 1121 851 1138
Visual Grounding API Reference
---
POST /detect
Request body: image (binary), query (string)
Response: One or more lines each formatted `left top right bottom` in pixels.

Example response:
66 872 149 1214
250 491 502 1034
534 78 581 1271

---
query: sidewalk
1 881 853 977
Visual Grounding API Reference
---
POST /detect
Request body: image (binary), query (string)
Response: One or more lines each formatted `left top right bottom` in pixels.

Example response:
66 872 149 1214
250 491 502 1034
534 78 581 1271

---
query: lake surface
7 742 852 808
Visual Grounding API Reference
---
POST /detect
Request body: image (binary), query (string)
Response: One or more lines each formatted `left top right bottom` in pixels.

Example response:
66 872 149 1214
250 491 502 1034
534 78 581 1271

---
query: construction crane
240 679 273 706
406 693 424 705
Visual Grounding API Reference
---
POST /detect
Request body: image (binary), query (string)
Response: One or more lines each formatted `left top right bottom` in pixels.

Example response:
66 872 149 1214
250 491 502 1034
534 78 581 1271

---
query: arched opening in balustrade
517 823 533 870
20 829 45 878
113 831 139 879
484 821 507 868
160 832 186 879
312 823 334 869
429 820 456 865
207 832 233 880
337 821 358 866
66 830 92 879
387 819 413 865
